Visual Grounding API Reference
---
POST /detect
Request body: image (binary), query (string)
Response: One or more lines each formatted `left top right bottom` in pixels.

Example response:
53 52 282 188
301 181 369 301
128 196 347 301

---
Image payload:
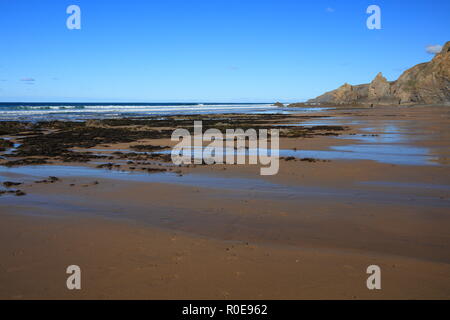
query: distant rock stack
307 41 450 106
368 72 391 101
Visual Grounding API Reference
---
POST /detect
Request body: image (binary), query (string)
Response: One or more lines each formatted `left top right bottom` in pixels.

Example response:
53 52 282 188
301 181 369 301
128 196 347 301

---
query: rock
0 138 14 151
15 190 26 196
272 102 285 107
392 41 450 104
309 83 367 105
3 181 22 188
85 120 103 127
96 163 114 169
368 72 392 101
286 103 306 108
307 41 450 105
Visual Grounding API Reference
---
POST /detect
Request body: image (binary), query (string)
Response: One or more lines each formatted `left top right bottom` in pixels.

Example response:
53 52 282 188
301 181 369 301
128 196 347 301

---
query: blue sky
0 0 449 102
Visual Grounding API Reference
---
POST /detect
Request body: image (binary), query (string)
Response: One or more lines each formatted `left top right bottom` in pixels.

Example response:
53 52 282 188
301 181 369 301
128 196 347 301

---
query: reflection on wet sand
1 105 450 299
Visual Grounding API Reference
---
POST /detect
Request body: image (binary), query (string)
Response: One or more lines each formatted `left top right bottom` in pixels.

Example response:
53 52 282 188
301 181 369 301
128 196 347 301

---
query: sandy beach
1 104 450 299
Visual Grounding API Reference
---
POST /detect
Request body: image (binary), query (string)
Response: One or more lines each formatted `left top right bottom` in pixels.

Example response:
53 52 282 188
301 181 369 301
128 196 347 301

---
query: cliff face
308 41 450 105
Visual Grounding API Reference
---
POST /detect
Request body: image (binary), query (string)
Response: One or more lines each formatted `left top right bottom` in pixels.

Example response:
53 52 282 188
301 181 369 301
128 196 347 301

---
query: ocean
0 102 326 121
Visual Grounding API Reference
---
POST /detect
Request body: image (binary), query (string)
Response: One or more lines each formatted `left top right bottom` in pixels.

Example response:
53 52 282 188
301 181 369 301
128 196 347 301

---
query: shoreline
1 104 450 299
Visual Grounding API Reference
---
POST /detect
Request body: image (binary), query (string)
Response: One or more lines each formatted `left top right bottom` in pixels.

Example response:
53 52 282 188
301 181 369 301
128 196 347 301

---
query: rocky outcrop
368 72 391 100
308 41 450 105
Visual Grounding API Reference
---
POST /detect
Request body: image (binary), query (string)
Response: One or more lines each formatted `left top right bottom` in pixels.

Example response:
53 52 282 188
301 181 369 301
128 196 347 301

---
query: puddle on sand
160 144 437 166
0 165 287 193
0 137 21 156
275 116 365 127
338 134 406 144
359 181 450 191
73 148 150 155
275 119 436 165
284 147 436 166
329 121 434 165
1 165 449 209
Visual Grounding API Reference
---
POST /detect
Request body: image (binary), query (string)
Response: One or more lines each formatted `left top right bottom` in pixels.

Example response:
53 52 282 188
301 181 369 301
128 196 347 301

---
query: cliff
307 41 450 105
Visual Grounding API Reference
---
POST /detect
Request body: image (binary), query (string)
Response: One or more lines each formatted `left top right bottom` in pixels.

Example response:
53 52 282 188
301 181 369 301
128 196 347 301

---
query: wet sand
1 105 450 299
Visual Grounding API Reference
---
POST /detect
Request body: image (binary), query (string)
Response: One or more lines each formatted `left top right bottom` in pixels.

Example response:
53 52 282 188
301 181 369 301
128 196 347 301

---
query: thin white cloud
326 7 335 13
20 77 36 82
426 44 443 54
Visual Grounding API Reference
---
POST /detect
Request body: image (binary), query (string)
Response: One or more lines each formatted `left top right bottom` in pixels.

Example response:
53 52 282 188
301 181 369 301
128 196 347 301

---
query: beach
1 104 450 299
